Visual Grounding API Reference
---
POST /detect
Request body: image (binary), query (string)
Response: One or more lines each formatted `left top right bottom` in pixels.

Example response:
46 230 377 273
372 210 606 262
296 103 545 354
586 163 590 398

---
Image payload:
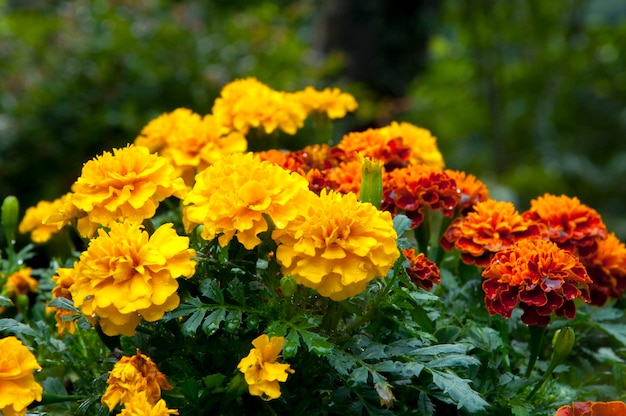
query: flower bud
1 195 19 238
280 275 298 297
551 327 575 365
358 154 383 208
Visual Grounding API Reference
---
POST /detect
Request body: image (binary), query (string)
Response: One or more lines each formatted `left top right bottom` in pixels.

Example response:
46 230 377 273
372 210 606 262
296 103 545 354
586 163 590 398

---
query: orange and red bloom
482 238 592 326
555 401 626 416
403 248 441 291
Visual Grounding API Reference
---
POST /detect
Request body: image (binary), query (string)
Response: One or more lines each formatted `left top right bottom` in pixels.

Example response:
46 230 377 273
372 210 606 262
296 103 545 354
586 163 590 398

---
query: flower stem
525 325 547 377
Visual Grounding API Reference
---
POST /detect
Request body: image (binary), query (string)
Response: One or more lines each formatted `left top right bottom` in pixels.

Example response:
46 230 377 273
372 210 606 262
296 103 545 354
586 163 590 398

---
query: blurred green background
2 0 626 249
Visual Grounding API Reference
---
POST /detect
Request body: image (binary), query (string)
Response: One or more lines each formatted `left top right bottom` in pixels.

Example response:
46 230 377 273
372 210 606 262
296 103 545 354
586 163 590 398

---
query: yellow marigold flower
70 221 196 336
212 77 307 135
0 336 43 416
18 193 75 243
291 86 358 119
483 238 592 327
183 152 311 250
47 266 81 335
441 199 544 267
135 109 247 186
119 392 178 416
70 145 187 237
339 128 412 170
2 267 37 297
582 233 626 306
237 334 294 400
102 350 173 411
379 121 445 168
273 190 399 301
522 193 607 260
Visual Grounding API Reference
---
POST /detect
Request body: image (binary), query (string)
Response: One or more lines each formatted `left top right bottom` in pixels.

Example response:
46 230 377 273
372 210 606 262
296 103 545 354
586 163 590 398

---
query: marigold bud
280 275 298 297
551 327 575 365
358 154 383 208
1 195 19 239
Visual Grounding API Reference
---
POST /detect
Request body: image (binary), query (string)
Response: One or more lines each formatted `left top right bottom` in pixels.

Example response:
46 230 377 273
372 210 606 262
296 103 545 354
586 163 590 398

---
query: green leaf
349 366 369 385
266 321 288 337
326 351 356 376
0 318 37 336
202 309 226 335
298 329 332 356
597 323 626 347
393 214 412 238
417 391 435 416
0 296 12 307
203 373 226 390
226 277 246 305
282 329 300 358
427 354 480 370
182 309 206 335
200 278 224 304
511 404 531 416
48 297 80 313
430 369 488 413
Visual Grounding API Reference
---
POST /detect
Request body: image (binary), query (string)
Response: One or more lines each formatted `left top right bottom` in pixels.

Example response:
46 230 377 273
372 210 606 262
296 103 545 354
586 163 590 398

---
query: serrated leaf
591 307 624 322
511 404 531 416
226 277 246 305
417 391 435 416
393 214 412 238
430 369 488 413
0 318 37 336
200 278 224 304
282 329 300 358
0 296 13 308
411 344 468 358
48 297 80 313
202 309 226 335
597 323 626 347
182 309 206 335
349 366 369 385
427 354 480 369
299 329 332 356
326 351 356 376
266 321 288 337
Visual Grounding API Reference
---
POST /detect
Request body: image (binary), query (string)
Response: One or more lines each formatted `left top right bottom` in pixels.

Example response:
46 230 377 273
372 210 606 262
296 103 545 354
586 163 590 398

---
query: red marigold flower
444 170 490 216
441 199 544 267
581 232 626 306
381 165 459 228
482 238 592 327
555 401 626 416
522 194 607 259
338 129 412 171
402 248 441 291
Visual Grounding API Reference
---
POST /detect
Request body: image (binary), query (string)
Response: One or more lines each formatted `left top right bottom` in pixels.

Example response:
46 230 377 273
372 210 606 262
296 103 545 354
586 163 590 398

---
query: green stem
30 393 86 407
525 325 547 377
414 210 431 257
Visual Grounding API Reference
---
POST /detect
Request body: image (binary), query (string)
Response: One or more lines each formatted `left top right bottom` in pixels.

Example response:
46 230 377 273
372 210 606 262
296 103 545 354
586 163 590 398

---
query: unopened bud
280 275 298 297
551 327 575 365
358 154 383 208
1 196 19 238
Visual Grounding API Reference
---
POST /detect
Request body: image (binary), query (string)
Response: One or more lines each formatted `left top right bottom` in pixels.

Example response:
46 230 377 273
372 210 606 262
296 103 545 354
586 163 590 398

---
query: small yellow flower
47 266 80 335
2 267 38 297
69 221 196 336
70 145 187 237
135 109 247 186
118 392 178 416
237 334 294 400
292 86 358 119
273 190 399 300
102 350 173 411
0 336 43 416
212 77 307 135
379 121 444 168
18 193 75 243
183 152 311 250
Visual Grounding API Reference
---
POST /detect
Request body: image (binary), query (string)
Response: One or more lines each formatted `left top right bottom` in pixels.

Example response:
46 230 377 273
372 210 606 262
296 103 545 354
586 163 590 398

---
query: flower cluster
237 334 294 400
0 336 43 416
102 350 176 413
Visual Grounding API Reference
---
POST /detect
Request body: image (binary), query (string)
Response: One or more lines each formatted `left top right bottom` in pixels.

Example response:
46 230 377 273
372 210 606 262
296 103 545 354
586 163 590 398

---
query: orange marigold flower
47 266 81 335
212 77 307 136
325 160 363 195
582 233 626 306
237 334 294 400
338 128 412 171
135 109 247 186
522 194 607 259
18 193 75 243
444 170 490 215
555 401 626 416
0 336 43 416
2 267 37 297
482 238 592 327
382 165 459 228
183 152 311 250
379 121 445 168
273 190 399 301
441 199 544 267
118 392 178 416
69 221 196 336
291 86 358 119
402 248 440 291
70 145 187 238
102 350 173 411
